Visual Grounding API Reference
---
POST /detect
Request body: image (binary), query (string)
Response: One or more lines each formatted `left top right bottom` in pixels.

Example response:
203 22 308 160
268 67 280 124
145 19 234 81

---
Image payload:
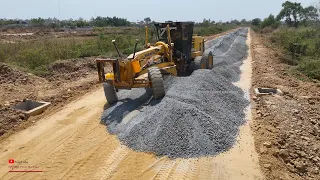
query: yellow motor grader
96 22 213 104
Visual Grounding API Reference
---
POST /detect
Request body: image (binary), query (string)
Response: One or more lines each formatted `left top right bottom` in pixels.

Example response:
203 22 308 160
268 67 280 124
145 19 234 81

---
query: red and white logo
8 159 14 164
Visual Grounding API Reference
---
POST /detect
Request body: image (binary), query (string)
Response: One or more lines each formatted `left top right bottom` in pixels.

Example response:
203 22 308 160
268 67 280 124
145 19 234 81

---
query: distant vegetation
0 28 146 75
0 16 247 75
251 1 320 80
0 16 152 75
194 19 240 36
0 16 131 28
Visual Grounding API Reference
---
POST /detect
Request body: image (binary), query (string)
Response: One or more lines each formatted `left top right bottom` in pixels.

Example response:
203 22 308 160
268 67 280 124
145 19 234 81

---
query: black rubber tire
207 51 214 70
202 56 208 69
103 83 118 105
194 56 207 70
148 67 165 99
187 61 195 73
194 56 201 70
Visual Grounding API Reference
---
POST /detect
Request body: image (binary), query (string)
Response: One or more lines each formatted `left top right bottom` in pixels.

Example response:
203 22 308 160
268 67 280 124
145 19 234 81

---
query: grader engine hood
127 46 161 60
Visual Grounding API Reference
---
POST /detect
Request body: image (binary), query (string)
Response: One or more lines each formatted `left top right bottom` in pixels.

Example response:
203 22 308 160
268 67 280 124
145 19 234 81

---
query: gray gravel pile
101 28 250 158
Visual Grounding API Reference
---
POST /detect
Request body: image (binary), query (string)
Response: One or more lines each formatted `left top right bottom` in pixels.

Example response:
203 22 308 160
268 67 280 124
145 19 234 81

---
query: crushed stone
101 28 250 158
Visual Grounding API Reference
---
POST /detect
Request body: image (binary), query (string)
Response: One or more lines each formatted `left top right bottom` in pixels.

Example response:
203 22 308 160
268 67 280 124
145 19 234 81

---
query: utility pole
58 0 61 18
57 0 61 27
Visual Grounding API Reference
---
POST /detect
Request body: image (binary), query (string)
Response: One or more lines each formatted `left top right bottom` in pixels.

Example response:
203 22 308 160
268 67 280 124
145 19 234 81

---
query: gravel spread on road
101 28 250 158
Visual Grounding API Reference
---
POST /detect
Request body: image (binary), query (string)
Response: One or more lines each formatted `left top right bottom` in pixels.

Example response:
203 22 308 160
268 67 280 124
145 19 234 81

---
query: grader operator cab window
156 26 178 41
182 25 189 40
154 22 194 63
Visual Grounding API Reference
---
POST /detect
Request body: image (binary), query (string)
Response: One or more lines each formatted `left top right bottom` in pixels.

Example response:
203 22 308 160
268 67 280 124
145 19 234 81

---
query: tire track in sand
94 145 131 180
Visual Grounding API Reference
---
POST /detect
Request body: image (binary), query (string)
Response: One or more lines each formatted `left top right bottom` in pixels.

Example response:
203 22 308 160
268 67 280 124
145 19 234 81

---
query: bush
297 58 320 80
271 27 320 80
261 27 275 33
15 48 51 70
272 27 320 58
251 25 261 32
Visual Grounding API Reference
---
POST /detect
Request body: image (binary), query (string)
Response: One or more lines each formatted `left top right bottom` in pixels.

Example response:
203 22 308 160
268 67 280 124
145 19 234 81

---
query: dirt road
0 30 263 180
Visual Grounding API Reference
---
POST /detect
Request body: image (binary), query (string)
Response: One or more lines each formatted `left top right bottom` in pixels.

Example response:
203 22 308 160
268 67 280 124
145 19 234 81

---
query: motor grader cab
96 22 213 105
154 22 213 71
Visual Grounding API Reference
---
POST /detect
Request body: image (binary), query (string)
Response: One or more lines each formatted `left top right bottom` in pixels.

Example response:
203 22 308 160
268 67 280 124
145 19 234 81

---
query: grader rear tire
194 56 207 70
148 67 165 99
103 83 118 105
207 51 214 69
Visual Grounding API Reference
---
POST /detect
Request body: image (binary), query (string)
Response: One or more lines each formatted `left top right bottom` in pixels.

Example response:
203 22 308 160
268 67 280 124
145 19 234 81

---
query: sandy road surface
0 30 262 180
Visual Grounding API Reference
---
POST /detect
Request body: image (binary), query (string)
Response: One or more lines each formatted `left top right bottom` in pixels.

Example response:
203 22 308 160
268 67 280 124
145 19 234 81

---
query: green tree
316 1 320 16
277 1 319 27
240 19 248 24
30 18 45 26
277 1 304 27
76 18 88 27
92 16 130 27
200 18 212 27
230 19 241 25
302 6 319 21
251 18 261 26
261 14 280 29
144 17 151 24
0 19 16 25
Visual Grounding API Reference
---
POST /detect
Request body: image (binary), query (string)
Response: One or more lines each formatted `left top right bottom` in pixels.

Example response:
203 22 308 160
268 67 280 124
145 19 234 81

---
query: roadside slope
251 31 320 179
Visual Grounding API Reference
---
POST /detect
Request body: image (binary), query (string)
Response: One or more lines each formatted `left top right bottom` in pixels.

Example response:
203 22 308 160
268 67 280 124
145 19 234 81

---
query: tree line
251 1 319 29
2 1 318 29
0 16 131 28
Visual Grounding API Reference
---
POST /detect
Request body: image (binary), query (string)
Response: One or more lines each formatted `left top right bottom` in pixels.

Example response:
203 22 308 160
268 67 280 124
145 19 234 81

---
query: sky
0 0 317 22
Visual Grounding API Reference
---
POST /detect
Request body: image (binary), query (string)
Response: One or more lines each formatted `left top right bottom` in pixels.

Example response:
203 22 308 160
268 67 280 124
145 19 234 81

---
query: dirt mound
47 58 97 81
0 57 99 139
0 105 27 136
0 63 32 84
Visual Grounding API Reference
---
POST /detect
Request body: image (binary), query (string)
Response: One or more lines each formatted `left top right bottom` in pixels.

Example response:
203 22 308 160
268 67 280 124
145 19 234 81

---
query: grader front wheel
103 83 118 105
148 67 165 99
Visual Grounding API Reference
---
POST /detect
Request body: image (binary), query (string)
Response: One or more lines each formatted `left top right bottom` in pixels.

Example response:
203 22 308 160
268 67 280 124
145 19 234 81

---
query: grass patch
286 66 310 81
0 29 145 75
297 57 320 80
271 27 320 80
